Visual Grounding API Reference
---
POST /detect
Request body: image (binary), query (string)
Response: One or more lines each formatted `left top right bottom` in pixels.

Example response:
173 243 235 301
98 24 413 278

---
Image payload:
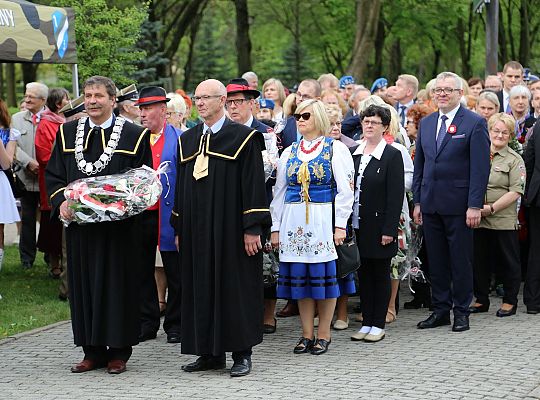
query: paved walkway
1 294 540 400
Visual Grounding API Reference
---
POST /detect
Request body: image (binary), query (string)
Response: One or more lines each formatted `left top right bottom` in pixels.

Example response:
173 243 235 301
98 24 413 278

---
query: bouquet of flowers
61 165 164 226
262 131 279 182
398 222 427 292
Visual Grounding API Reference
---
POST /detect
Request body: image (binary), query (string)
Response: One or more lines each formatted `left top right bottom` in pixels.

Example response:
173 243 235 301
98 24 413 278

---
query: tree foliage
52 0 147 86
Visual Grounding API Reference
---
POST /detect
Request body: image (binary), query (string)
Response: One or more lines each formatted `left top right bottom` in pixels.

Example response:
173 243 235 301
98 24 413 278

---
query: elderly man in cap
135 86 183 344
339 75 356 102
171 78 271 377
116 84 140 124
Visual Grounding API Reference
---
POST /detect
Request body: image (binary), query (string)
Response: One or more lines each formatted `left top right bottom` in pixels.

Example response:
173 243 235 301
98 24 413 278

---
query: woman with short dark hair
350 105 404 343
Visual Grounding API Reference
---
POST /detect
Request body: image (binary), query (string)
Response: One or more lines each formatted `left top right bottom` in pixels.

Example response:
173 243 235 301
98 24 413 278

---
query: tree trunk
498 1 508 66
234 0 252 75
21 63 38 88
6 63 16 107
457 16 472 79
182 10 204 90
519 0 530 65
373 12 385 79
389 39 402 83
347 0 381 79
506 0 516 60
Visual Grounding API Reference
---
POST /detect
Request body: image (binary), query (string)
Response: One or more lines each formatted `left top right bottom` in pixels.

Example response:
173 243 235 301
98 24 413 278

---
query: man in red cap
135 86 183 344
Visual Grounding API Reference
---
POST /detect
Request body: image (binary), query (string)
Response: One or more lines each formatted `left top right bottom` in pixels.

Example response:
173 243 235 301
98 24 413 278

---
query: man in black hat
116 84 140 124
135 86 183 344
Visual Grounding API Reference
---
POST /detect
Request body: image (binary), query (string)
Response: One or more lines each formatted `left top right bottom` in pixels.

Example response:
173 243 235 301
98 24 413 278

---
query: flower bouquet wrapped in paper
61 164 164 226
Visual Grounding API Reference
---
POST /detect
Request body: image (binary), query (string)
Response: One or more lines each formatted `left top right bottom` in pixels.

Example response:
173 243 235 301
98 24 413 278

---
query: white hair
509 85 532 101
242 71 257 81
166 93 187 115
26 82 49 99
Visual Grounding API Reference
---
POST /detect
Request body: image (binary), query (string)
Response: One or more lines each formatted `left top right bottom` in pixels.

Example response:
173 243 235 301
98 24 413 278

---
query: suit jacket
251 118 272 134
412 105 490 215
351 143 404 259
279 116 297 152
525 122 540 206
496 90 505 112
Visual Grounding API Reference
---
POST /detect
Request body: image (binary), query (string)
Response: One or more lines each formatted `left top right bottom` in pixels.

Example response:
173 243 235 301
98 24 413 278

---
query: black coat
525 122 540 207
351 143 404 259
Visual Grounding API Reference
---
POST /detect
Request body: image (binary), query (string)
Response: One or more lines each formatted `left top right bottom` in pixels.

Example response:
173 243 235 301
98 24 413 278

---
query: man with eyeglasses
413 71 490 334
135 86 183 345
279 79 322 152
171 79 271 377
11 81 48 269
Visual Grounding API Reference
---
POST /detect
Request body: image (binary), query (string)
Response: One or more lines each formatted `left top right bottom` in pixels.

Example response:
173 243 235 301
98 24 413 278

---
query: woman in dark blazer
349 105 404 342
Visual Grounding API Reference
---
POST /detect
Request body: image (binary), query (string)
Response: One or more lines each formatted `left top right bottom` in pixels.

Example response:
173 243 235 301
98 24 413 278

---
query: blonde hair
282 93 297 117
262 78 286 106
357 95 400 138
295 99 330 136
166 93 187 115
318 73 339 91
325 103 343 122
397 74 419 96
488 113 516 137
321 89 348 116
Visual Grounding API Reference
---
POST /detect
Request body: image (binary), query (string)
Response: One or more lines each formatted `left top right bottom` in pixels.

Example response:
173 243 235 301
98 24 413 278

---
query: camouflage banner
0 0 77 64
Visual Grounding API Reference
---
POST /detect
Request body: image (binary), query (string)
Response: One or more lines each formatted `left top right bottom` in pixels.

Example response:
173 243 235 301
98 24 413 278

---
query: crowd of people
1 59 540 377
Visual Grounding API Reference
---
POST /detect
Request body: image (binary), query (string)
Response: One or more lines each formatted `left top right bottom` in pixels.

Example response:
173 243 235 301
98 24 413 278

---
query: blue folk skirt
276 260 356 300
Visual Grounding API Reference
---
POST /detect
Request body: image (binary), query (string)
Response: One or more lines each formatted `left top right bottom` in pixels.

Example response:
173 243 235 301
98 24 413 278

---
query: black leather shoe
468 303 489 313
452 315 470 332
166 332 181 343
293 337 314 354
496 306 517 317
527 307 540 314
182 356 226 372
310 338 331 355
230 357 252 377
417 313 451 329
263 318 277 334
138 331 157 342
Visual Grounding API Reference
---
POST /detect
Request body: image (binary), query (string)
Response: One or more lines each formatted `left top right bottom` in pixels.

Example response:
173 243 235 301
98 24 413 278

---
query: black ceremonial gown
172 118 271 356
45 117 151 348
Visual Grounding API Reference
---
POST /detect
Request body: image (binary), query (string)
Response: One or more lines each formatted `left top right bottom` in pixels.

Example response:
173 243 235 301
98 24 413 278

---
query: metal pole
71 64 79 96
485 0 499 75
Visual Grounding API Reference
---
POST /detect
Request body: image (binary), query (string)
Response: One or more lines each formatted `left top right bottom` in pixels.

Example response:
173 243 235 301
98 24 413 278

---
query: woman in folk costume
270 99 354 355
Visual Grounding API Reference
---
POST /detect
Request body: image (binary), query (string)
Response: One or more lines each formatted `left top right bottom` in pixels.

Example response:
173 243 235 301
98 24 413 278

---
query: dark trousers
473 228 521 306
357 257 391 329
161 250 181 334
525 206 540 309
204 348 252 362
422 213 473 317
19 191 39 265
139 210 160 335
83 345 132 362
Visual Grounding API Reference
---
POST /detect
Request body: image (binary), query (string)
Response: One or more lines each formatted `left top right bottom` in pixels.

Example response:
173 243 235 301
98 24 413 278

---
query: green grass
0 245 70 339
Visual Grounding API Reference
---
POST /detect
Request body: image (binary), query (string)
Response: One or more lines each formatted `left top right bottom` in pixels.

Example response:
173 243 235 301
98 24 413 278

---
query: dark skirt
277 260 356 300
37 211 62 255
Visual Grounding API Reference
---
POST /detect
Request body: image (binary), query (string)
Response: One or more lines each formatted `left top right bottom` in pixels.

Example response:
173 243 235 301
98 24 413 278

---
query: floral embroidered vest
285 137 334 204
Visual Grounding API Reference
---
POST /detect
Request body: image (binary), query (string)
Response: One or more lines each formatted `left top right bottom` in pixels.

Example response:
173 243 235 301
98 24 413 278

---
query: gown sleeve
241 132 272 235
269 146 292 232
331 140 355 228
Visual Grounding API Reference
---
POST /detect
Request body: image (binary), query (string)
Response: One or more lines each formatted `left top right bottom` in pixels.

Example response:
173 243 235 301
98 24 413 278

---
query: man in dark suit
225 78 272 134
412 71 490 332
496 61 524 112
278 79 322 152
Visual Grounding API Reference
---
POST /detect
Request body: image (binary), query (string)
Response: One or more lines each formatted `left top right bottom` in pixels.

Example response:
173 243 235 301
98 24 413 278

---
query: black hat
59 94 85 118
226 78 260 98
134 86 170 107
117 84 138 102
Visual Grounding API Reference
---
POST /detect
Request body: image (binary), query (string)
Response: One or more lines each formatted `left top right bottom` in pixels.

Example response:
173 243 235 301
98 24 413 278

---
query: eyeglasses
293 112 311 121
295 93 313 101
191 95 222 103
225 98 248 107
432 88 461 95
361 119 383 126
491 129 510 137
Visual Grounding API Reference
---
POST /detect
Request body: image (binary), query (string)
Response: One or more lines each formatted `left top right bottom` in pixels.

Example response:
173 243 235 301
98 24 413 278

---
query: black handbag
3 164 26 198
335 222 361 278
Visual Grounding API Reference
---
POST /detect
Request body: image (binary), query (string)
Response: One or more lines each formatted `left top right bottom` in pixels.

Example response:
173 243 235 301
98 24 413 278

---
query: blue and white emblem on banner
51 10 69 59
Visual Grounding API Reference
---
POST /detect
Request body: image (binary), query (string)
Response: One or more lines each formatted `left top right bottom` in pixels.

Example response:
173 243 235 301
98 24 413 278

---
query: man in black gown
45 76 152 374
171 79 271 377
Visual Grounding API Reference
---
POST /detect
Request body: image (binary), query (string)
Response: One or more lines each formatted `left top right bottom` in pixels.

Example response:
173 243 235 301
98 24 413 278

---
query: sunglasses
293 112 311 121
